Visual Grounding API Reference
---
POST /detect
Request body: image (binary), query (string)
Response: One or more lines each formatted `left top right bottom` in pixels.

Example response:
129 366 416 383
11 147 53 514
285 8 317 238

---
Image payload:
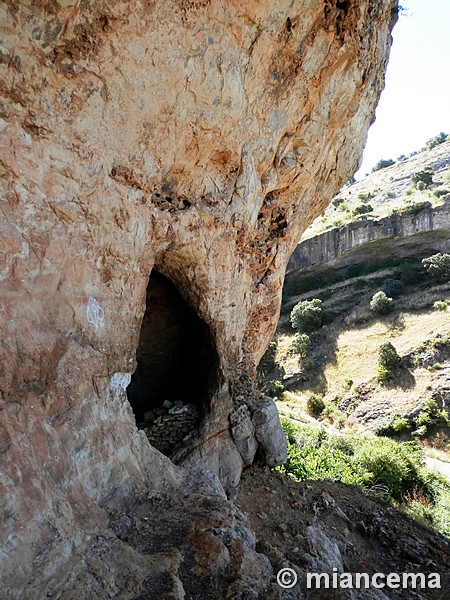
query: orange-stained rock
0 0 397 595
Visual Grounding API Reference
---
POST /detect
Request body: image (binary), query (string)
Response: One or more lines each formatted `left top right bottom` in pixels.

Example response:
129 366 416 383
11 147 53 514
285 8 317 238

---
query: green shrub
327 435 355 455
430 336 450 351
258 341 277 375
382 278 405 298
377 365 394 385
306 393 325 417
370 291 394 315
372 158 395 172
265 379 284 398
433 188 450 198
412 169 433 189
378 342 401 369
377 414 411 436
377 342 400 385
415 425 428 437
353 204 373 216
403 201 429 216
290 299 323 333
279 420 437 506
395 260 423 285
357 192 374 202
424 132 448 150
420 475 450 538
434 300 448 311
354 439 429 503
391 416 411 434
280 416 303 445
422 253 450 281
322 401 347 428
291 333 311 358
344 378 353 390
415 398 448 429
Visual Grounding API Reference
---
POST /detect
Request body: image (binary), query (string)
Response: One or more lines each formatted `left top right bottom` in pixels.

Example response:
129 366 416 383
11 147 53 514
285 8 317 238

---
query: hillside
287 140 450 278
299 138 450 243
263 138 450 472
256 144 450 551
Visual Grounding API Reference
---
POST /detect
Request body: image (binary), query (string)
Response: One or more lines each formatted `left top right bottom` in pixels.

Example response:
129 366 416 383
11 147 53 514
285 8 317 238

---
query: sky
356 0 450 178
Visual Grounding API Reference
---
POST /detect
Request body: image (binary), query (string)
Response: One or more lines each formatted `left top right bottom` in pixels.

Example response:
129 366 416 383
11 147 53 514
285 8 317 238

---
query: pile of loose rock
140 400 199 456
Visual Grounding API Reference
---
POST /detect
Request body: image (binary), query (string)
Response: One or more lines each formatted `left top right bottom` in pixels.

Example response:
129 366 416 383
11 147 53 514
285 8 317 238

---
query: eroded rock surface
1 0 397 596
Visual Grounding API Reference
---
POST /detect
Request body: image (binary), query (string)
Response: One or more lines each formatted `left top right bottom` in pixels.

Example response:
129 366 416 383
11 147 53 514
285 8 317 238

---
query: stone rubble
141 400 200 457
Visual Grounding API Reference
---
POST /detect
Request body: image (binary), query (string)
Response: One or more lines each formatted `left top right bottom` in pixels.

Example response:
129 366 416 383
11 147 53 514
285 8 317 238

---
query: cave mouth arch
126 270 219 458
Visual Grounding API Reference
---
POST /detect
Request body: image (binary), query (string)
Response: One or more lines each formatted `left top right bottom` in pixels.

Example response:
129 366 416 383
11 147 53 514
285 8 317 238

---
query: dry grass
276 334 302 377
424 445 450 463
276 304 450 429
331 309 450 369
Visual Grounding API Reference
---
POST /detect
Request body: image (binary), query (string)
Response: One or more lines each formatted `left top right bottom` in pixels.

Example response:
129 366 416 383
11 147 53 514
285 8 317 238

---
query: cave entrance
126 271 218 458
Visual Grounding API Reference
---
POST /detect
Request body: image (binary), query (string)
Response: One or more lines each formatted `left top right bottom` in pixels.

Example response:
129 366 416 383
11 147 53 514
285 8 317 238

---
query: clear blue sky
356 0 450 178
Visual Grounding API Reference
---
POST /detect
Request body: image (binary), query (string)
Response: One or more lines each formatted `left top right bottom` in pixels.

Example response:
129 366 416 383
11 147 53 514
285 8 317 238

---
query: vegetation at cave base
278 418 450 538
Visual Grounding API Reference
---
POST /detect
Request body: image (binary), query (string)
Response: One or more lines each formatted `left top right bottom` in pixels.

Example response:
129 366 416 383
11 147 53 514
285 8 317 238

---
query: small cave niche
126 271 219 458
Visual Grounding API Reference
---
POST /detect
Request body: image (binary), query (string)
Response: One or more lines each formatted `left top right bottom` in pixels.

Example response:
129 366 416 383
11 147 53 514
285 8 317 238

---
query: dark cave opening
126 270 219 457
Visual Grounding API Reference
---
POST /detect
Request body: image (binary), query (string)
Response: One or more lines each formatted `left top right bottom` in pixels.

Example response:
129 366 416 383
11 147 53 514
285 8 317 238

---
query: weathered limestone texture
0 0 397 596
288 201 450 273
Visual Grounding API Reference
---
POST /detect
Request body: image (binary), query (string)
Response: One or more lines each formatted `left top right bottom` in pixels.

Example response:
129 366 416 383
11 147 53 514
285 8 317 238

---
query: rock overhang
0 0 398 595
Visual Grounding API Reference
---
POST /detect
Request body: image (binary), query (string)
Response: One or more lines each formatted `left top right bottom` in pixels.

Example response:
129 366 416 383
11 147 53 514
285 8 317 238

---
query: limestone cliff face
0 0 397 595
287 201 450 273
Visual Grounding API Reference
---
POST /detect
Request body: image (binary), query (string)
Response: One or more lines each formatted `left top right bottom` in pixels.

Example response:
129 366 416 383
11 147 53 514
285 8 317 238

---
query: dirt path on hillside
425 457 450 480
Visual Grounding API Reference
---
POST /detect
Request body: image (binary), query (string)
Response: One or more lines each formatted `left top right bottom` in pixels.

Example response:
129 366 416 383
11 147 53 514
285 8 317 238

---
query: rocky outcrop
287 201 450 273
0 0 397 596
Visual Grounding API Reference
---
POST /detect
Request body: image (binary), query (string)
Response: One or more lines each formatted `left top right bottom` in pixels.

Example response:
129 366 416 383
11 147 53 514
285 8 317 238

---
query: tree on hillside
291 333 311 358
372 158 395 172
290 299 323 333
378 342 401 370
370 291 394 315
412 169 433 190
422 253 450 281
377 341 401 385
258 340 277 376
425 132 449 151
